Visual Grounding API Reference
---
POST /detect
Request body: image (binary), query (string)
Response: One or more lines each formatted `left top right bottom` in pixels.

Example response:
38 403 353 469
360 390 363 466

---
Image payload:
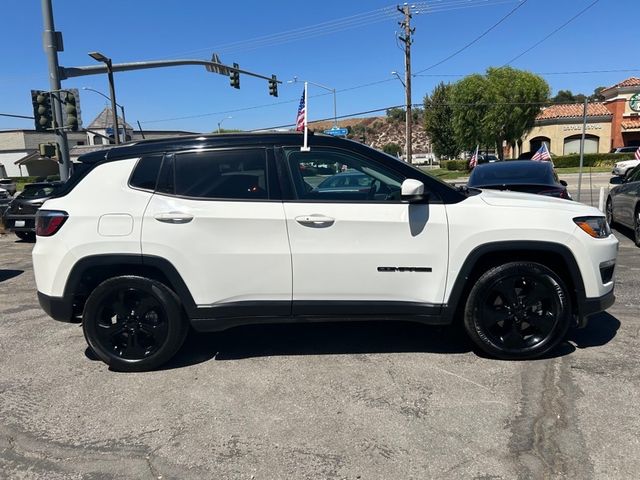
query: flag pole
301 81 310 152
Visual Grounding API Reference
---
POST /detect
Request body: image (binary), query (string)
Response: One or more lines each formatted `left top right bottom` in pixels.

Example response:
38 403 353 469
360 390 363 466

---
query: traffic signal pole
41 0 71 180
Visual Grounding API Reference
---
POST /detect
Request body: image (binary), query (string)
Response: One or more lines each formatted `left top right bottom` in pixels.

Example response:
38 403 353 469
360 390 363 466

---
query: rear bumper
37 291 75 323
3 214 36 232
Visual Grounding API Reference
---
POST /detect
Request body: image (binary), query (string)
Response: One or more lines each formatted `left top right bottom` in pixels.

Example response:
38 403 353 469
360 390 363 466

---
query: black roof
77 132 353 164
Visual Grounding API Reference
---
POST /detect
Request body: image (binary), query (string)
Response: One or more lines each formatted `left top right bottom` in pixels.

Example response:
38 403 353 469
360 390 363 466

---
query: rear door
141 147 291 314
279 146 449 315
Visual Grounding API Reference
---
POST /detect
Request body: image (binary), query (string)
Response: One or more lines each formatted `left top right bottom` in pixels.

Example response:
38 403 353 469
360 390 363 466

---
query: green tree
386 107 423 123
424 82 460 159
451 67 550 159
382 142 402 156
589 86 606 102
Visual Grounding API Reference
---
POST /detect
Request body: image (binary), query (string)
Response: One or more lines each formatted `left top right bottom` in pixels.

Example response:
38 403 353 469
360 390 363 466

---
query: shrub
382 142 402 156
441 160 468 171
550 153 634 168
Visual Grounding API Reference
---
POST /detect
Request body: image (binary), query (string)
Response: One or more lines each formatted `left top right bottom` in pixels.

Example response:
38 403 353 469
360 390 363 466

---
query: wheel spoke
483 305 509 328
502 325 525 350
529 310 557 334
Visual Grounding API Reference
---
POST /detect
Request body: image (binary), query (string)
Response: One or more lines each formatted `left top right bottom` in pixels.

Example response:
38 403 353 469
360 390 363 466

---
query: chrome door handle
154 212 194 224
295 214 335 227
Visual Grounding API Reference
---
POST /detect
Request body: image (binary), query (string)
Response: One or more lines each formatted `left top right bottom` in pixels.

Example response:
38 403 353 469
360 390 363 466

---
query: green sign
630 93 640 112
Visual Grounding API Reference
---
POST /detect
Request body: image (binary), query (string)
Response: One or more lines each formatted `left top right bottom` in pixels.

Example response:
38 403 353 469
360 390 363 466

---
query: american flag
532 143 552 161
635 145 640 160
469 145 479 168
295 89 306 132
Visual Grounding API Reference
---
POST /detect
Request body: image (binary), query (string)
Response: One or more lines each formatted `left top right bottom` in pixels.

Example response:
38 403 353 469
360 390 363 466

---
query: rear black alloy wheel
464 262 571 359
83 276 187 371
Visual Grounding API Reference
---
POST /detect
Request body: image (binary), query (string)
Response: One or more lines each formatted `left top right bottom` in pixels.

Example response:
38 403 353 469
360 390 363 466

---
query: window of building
563 134 599 155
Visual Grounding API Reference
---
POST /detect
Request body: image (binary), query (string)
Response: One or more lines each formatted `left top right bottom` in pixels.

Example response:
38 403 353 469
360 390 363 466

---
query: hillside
308 116 430 153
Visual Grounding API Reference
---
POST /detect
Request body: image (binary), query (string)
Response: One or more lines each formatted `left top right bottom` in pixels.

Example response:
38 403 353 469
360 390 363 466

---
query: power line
504 0 601 65
414 68 640 77
154 0 521 60
413 0 529 75
0 113 35 120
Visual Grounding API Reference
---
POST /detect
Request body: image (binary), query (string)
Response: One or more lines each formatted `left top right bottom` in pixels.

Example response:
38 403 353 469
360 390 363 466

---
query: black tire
634 208 640 247
15 231 35 242
464 262 571 360
82 276 188 372
605 197 614 227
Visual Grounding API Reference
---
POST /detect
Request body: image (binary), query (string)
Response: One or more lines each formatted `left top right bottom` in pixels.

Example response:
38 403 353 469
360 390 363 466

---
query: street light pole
217 116 232 133
89 52 120 144
288 77 337 127
82 87 127 141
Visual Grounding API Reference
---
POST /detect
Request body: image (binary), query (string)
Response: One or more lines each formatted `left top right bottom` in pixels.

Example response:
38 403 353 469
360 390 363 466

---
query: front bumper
577 288 615 327
38 291 75 323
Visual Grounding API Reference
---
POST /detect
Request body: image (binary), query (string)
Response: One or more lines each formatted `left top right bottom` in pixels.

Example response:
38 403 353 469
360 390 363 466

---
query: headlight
573 216 611 238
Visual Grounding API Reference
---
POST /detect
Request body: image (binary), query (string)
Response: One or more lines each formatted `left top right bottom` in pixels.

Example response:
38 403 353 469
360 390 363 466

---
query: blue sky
1 0 638 133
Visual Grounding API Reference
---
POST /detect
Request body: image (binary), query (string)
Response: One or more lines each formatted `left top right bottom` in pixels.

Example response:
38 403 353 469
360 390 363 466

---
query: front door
279 147 449 315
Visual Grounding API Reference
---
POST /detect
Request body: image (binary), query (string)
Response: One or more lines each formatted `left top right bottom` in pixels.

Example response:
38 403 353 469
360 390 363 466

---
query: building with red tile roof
518 77 640 157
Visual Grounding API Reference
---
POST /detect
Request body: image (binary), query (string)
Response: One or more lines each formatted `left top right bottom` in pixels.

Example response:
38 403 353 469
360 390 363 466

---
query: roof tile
536 103 611 121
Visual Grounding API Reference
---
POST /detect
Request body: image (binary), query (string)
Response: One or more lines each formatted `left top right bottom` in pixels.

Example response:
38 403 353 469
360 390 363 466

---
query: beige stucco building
519 77 640 157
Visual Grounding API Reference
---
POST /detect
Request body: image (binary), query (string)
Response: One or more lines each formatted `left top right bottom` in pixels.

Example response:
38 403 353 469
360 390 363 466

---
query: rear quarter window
129 155 163 191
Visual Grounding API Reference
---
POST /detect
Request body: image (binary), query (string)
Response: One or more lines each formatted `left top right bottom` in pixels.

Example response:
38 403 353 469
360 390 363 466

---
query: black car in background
3 181 62 241
467 160 571 199
606 165 640 246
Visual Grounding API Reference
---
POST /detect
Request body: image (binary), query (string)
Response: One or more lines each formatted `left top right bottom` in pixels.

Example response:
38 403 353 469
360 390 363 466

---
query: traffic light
39 143 57 159
229 63 240 89
62 89 80 131
268 75 278 97
31 90 52 132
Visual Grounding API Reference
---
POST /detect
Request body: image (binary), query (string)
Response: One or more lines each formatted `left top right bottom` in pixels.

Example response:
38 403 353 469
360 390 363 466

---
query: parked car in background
467 160 571 199
611 155 640 178
610 146 639 154
606 165 640 246
0 187 11 216
0 178 17 196
3 181 62 241
479 154 500 164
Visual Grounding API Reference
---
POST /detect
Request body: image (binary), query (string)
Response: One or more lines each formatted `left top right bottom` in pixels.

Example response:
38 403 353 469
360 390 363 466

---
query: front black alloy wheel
634 209 640 247
83 276 188 371
464 262 571 359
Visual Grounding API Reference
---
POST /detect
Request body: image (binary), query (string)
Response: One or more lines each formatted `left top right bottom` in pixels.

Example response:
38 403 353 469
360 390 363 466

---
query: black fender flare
443 240 586 323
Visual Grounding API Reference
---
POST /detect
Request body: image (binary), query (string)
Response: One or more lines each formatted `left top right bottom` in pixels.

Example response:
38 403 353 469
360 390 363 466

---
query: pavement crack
508 358 594 480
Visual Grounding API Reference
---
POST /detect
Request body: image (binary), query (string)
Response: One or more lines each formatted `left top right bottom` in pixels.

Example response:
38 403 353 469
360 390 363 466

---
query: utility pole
398 4 414 164
41 0 71 180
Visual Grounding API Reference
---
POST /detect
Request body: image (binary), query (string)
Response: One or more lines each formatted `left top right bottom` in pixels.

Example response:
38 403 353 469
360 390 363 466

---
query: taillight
539 188 564 198
35 210 68 236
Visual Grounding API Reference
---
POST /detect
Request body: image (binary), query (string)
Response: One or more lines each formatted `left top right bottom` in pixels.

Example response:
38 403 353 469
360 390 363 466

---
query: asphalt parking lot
0 221 638 479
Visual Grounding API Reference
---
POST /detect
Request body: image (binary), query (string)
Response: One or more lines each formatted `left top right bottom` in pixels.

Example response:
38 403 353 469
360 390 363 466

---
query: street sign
324 127 348 136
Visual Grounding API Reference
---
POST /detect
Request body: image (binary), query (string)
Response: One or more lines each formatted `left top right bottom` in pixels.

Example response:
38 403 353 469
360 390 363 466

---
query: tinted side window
173 149 268 200
130 155 163 191
628 166 640 183
284 148 404 201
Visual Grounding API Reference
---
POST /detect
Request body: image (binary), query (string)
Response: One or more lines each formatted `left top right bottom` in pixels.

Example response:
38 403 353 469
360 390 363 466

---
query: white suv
33 133 618 371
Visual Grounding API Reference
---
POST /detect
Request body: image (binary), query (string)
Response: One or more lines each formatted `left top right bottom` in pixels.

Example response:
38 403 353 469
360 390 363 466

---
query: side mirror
609 176 624 185
401 179 426 203
559 180 568 187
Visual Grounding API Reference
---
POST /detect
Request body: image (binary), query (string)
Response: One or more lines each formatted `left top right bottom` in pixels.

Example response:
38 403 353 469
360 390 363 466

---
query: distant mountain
308 116 431 153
